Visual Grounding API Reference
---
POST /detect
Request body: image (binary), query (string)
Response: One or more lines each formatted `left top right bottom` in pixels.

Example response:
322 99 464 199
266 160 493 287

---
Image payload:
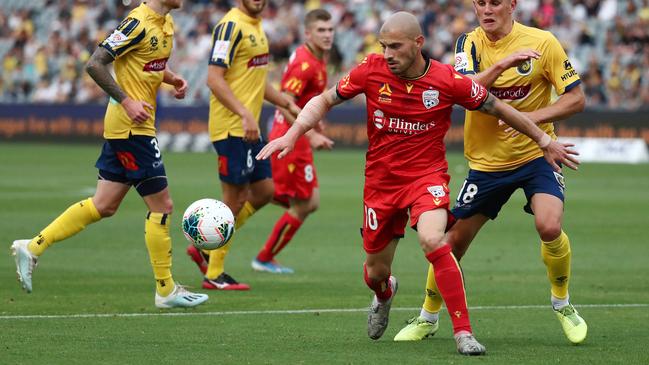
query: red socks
425 244 472 334
257 212 302 262
363 263 392 301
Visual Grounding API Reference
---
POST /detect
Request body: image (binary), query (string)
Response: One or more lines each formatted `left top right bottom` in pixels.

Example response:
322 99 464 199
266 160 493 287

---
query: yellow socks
145 212 175 297
422 263 444 314
28 198 101 256
541 230 571 300
205 201 256 279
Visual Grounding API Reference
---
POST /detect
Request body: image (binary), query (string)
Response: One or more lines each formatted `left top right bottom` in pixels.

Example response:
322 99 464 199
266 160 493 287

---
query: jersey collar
141 2 173 33
400 52 431 81
233 7 262 25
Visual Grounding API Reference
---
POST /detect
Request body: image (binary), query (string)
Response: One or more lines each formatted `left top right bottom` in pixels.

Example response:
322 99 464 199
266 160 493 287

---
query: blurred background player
251 9 335 274
395 0 588 345
11 0 208 308
186 0 300 290
257 11 578 355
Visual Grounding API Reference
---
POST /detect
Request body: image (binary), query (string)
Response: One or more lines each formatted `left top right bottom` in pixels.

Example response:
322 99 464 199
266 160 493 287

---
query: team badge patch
211 40 230 62
422 89 439 109
105 30 127 49
454 52 469 71
516 59 533 76
427 185 446 198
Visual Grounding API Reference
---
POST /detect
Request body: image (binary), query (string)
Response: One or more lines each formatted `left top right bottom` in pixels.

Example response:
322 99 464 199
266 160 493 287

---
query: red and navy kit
336 53 488 253
270 45 328 202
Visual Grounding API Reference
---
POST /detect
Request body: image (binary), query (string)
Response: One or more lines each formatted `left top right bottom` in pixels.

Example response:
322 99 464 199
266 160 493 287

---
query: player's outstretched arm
85 47 152 124
257 87 342 160
479 93 580 171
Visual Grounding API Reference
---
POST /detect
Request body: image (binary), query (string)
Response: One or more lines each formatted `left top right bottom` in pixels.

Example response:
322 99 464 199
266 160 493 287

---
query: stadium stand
1 0 648 109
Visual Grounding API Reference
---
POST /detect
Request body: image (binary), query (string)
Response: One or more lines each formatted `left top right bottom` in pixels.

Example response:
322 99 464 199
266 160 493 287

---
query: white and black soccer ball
182 199 235 250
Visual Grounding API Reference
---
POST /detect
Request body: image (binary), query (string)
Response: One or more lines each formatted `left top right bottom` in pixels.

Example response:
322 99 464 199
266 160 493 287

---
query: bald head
380 11 422 39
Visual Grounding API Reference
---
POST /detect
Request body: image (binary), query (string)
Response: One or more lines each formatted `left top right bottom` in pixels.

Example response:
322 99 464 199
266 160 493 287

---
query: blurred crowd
1 0 648 109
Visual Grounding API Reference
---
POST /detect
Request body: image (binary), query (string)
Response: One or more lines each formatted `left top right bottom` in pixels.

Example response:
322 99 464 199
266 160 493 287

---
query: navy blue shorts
451 157 565 219
213 136 271 185
95 135 168 196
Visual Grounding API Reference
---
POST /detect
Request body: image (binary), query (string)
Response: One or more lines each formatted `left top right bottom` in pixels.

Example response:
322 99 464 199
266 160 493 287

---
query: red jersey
336 53 488 191
271 45 327 139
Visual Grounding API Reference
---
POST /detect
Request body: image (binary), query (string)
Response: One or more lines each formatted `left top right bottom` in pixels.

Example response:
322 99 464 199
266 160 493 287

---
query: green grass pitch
1 143 648 364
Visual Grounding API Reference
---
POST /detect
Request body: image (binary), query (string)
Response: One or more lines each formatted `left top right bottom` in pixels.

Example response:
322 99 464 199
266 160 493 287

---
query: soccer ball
182 199 235 250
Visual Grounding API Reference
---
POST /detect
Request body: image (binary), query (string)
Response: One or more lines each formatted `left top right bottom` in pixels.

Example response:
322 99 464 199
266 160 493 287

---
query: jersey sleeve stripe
563 79 581 94
227 30 243 65
469 42 479 73
120 18 140 37
455 33 467 54
114 29 146 56
213 23 224 41
223 21 234 41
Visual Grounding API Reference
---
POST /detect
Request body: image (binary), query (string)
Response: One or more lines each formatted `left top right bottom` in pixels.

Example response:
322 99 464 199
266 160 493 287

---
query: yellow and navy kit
99 3 174 139
454 21 581 172
208 8 269 141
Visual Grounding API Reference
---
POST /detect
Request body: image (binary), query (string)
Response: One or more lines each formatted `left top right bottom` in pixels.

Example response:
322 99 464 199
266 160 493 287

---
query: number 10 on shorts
364 205 378 231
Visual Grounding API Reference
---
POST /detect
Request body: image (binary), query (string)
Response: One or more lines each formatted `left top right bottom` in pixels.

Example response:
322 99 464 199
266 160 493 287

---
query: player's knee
160 199 174 215
445 230 469 260
94 201 119 218
307 199 319 214
365 262 390 282
536 221 562 242
418 231 445 253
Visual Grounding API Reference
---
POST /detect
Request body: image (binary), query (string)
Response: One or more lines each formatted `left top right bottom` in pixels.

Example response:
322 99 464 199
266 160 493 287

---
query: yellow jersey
208 8 269 141
99 3 174 139
454 21 581 171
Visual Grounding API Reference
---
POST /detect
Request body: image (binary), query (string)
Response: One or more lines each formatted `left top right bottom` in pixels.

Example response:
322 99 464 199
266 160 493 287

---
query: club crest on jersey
516 59 533 76
427 185 446 198
150 36 159 50
422 89 439 109
373 109 385 129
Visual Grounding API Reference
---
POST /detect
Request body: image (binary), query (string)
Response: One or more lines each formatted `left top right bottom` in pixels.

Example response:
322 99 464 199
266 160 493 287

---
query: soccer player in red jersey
251 9 334 274
257 12 578 355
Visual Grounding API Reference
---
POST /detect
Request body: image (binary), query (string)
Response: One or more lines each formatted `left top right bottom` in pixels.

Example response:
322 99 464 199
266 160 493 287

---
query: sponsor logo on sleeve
454 52 469 71
422 89 439 109
211 40 230 62
564 59 573 70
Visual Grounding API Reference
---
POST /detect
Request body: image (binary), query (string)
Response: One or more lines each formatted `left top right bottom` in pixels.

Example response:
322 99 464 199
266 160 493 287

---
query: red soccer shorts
361 172 453 254
271 134 318 202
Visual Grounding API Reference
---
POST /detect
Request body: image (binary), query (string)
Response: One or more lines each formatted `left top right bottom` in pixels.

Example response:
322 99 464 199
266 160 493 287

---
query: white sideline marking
0 303 646 320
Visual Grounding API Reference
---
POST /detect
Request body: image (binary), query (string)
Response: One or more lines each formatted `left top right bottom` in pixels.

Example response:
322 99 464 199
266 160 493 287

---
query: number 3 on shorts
457 180 479 204
364 205 378 231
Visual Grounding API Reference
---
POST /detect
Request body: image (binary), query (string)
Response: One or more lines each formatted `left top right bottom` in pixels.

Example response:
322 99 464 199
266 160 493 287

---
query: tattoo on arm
478 93 497 115
85 48 127 102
